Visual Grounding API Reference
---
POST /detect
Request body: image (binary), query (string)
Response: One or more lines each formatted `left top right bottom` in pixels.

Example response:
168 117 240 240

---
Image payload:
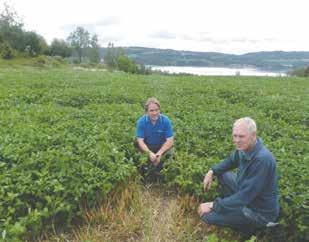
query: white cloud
4 0 309 53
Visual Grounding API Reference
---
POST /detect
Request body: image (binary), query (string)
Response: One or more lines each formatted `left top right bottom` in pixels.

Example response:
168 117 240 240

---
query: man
135 97 174 173
198 117 279 235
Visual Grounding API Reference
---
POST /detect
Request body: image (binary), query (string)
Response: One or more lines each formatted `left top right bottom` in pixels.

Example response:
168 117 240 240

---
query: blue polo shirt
136 114 173 146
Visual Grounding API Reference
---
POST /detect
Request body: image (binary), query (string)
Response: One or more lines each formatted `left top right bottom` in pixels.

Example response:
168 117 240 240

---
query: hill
100 47 309 71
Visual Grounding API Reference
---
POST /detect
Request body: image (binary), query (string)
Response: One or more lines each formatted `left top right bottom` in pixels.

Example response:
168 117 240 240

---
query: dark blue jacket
211 138 279 222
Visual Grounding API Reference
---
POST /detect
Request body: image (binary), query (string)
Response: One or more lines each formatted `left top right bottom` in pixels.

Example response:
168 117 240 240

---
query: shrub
0 41 15 59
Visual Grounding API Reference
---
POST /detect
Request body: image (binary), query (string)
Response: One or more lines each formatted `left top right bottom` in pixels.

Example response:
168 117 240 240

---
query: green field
0 66 308 241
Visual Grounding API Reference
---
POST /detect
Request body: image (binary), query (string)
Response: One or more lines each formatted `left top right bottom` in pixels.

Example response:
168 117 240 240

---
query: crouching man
135 97 174 177
198 117 279 236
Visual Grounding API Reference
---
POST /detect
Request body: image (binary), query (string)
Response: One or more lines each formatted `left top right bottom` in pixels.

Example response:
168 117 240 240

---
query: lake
150 66 287 76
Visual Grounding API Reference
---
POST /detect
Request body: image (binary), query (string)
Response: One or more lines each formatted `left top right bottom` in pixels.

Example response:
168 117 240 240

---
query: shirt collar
146 114 162 124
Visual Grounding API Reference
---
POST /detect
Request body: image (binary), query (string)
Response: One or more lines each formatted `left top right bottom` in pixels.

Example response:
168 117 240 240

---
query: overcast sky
4 0 309 54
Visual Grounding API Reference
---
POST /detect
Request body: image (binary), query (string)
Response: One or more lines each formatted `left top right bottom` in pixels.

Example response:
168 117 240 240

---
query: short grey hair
233 117 257 134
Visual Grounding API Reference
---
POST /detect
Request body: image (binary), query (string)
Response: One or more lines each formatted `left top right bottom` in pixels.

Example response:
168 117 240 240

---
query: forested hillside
100 46 309 72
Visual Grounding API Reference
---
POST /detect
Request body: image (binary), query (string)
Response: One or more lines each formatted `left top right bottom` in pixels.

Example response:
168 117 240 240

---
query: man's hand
198 202 213 217
203 170 214 192
153 153 162 166
149 151 157 162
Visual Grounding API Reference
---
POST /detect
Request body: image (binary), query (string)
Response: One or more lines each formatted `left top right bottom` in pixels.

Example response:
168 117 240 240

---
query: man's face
147 103 160 122
232 123 256 152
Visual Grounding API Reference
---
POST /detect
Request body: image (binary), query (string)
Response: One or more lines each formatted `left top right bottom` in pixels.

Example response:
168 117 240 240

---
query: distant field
0 66 308 241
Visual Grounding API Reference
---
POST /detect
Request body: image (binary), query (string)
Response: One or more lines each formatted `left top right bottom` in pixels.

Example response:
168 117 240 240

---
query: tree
88 34 100 63
136 63 152 75
0 2 24 52
117 55 137 73
23 31 48 56
289 66 309 77
304 66 309 77
49 38 72 58
104 42 124 68
0 41 15 59
67 26 90 63
103 43 143 73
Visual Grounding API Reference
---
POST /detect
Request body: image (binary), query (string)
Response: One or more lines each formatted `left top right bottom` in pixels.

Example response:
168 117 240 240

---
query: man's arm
156 137 173 156
136 137 150 153
211 151 239 176
212 158 272 214
157 115 173 157
203 169 214 191
135 117 158 161
203 151 239 192
136 138 157 162
153 137 173 165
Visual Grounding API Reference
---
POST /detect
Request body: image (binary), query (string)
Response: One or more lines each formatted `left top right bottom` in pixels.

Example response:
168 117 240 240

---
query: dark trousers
135 142 173 177
201 172 267 234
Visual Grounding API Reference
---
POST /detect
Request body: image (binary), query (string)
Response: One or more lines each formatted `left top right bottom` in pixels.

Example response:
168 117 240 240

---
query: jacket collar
242 138 263 161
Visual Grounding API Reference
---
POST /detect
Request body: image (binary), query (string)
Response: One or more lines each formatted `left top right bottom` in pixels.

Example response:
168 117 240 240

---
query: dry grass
38 182 220 242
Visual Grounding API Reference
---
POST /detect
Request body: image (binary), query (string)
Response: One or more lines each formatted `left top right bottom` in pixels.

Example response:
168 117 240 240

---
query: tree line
288 66 309 77
0 3 150 74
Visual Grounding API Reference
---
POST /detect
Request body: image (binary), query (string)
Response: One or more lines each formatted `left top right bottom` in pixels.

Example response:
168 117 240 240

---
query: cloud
100 35 124 43
94 16 122 27
149 31 177 39
60 16 122 35
185 33 280 46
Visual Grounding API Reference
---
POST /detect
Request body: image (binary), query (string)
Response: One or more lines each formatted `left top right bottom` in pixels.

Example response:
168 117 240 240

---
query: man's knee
201 212 221 226
217 172 236 185
216 172 237 197
201 210 258 234
201 213 211 224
